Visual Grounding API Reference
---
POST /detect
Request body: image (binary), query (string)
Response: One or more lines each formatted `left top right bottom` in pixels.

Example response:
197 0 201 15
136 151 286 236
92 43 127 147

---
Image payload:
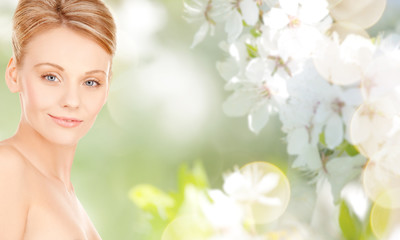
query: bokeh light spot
239 162 291 224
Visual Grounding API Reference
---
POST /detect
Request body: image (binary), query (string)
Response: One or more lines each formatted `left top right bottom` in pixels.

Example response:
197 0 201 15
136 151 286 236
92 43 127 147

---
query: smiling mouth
48 114 83 128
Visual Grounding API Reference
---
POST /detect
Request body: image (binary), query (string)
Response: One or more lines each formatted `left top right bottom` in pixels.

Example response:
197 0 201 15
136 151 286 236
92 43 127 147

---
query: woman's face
13 27 112 146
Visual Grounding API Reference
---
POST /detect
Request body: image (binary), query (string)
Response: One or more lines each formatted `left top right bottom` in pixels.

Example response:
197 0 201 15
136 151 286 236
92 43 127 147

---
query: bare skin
0 140 101 240
0 26 111 239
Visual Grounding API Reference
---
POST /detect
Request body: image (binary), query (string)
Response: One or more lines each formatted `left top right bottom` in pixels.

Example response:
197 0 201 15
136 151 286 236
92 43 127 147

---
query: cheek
22 77 59 112
82 90 108 118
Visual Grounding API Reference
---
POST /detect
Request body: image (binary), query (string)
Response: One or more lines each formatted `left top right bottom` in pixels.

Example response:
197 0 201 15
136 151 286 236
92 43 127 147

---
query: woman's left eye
85 80 99 87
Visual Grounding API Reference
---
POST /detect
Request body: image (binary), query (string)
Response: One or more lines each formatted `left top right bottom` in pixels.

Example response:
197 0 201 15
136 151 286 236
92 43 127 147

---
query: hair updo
12 0 117 65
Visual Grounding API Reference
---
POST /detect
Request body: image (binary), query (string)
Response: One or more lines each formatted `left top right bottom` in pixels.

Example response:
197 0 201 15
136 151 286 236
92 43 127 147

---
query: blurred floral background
0 0 400 239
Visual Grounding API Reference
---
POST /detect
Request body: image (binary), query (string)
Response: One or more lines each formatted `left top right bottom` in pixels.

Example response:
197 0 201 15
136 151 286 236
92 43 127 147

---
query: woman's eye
85 80 99 87
44 75 58 82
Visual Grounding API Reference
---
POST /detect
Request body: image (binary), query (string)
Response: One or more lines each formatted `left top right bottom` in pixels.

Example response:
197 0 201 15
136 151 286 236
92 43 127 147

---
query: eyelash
40 74 101 87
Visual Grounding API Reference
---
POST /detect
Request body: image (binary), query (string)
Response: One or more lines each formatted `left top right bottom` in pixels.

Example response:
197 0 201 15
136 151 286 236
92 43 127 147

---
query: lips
48 114 83 128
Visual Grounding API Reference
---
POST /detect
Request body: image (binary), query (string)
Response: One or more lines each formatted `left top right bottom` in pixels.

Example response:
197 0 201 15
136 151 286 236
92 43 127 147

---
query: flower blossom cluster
185 0 400 238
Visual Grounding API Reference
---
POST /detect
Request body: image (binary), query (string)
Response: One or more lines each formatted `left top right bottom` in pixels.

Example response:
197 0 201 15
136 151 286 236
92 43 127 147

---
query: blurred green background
0 0 399 239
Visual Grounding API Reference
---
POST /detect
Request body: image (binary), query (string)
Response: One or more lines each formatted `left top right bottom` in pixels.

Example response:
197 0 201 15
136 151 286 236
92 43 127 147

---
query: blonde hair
12 0 116 65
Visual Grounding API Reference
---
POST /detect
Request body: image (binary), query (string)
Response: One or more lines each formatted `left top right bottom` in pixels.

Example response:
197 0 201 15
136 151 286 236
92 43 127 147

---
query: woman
0 0 116 239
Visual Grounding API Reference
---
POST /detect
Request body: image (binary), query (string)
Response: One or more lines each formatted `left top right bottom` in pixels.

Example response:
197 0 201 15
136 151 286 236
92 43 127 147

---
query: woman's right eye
42 74 58 82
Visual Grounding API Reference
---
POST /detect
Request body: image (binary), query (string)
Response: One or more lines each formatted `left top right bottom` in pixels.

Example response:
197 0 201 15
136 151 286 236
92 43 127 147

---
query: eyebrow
34 63 107 76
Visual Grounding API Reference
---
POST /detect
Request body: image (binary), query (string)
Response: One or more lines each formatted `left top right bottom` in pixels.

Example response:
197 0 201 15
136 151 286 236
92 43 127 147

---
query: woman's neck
9 118 76 192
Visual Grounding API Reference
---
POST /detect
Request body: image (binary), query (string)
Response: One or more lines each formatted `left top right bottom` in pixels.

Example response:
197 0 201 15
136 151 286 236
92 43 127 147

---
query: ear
5 56 20 93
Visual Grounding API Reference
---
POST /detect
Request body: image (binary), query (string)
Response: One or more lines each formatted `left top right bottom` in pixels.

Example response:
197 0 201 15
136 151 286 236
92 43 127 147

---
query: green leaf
130 161 211 238
245 43 259 58
319 132 326 146
345 143 359 157
129 184 175 220
336 139 360 157
170 161 210 215
250 28 262 38
339 200 363 240
178 161 209 192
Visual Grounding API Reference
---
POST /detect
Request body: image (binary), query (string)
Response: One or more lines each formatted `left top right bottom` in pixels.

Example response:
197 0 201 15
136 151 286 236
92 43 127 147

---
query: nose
61 83 80 109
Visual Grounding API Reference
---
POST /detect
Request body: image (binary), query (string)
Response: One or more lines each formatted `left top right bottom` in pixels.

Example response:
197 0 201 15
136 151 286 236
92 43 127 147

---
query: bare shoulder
0 141 30 182
0 141 30 239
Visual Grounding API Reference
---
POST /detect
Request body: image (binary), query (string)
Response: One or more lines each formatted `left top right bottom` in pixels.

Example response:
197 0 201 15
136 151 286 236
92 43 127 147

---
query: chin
43 131 83 147
37 123 91 147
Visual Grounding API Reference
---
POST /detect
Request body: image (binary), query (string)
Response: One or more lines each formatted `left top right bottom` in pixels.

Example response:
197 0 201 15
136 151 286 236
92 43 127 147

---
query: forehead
22 26 111 73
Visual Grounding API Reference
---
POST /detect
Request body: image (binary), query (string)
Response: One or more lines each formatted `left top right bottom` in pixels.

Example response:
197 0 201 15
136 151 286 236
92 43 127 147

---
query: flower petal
279 0 299 16
256 173 280 194
325 113 343 149
287 127 309 155
223 91 257 117
299 0 329 24
240 0 259 26
248 104 270 134
264 8 290 29
292 145 321 170
191 22 209 48
223 170 247 196
245 58 267 82
225 10 244 43
217 58 239 81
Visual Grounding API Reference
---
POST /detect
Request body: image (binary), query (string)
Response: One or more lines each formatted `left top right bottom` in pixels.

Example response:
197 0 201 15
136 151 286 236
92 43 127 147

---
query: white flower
280 62 363 169
217 35 251 87
201 162 290 237
314 86 363 149
213 0 260 43
257 28 306 79
286 127 322 171
258 31 306 78
223 58 289 134
262 0 331 60
265 0 329 27
223 166 281 206
184 0 216 47
280 61 329 136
